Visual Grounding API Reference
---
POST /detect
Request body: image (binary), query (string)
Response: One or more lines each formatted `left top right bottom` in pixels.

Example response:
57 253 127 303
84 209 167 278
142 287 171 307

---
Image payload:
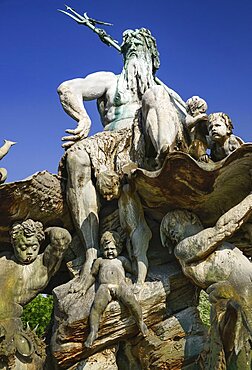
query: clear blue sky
1 0 252 182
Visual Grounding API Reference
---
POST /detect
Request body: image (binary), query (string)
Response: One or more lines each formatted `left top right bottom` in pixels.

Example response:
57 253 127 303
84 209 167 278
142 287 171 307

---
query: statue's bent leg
119 185 152 285
118 285 148 337
142 85 181 157
66 148 99 275
85 285 112 348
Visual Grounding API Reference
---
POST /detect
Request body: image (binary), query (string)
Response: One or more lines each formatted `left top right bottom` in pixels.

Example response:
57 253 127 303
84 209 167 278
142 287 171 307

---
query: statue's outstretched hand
62 120 91 148
186 113 208 129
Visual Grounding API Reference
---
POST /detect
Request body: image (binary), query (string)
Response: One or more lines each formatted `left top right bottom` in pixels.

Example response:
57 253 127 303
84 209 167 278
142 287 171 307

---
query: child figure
185 96 209 162
208 112 243 161
82 230 148 348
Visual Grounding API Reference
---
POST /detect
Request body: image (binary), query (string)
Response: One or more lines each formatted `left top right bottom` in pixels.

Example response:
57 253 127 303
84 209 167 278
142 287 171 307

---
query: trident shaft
58 5 186 112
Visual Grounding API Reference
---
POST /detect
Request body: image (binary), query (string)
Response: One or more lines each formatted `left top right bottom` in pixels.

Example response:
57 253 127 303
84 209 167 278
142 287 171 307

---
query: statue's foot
84 332 97 348
139 321 148 337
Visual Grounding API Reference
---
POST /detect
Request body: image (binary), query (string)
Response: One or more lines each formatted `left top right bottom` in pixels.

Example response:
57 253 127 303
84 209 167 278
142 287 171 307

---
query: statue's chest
107 84 135 108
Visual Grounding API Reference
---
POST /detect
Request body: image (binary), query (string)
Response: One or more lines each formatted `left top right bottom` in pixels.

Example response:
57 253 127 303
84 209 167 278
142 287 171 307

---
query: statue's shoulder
85 70 117 83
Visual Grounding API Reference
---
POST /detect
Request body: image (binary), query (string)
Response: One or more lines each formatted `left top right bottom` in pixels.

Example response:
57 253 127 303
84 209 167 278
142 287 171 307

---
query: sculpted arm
185 113 208 130
175 193 252 264
43 227 72 278
82 258 101 294
119 256 133 274
58 71 117 146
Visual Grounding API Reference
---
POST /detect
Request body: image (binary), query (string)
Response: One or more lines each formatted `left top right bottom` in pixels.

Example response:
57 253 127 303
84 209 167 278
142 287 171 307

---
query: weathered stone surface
67 346 118 370
0 171 72 244
51 261 200 369
1 145 252 245
118 306 207 370
135 144 252 226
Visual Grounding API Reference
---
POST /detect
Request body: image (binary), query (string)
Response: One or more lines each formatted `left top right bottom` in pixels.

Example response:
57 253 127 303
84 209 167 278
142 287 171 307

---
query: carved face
101 181 121 201
208 118 229 142
170 222 203 244
103 239 118 259
13 235 40 264
97 171 121 201
123 34 147 61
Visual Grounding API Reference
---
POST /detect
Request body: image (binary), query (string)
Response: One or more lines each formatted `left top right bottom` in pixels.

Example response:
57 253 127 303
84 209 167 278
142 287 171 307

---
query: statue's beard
119 55 155 99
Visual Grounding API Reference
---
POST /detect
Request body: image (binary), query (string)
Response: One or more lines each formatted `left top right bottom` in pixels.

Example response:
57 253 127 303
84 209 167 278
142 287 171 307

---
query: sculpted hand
69 278 86 295
186 113 208 129
198 154 210 163
62 119 91 148
195 113 208 121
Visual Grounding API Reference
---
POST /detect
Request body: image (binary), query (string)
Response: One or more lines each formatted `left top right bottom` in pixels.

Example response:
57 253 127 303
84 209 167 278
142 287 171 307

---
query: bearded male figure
58 28 187 280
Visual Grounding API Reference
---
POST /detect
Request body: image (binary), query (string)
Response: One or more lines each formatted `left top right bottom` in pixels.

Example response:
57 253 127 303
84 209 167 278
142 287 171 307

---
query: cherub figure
81 230 148 348
70 169 152 293
208 112 243 161
0 219 71 369
185 96 209 162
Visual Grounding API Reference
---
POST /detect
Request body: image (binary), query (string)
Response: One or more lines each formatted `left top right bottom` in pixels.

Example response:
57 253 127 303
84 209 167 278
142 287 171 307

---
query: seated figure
79 230 148 348
208 112 243 161
0 219 71 369
57 28 187 283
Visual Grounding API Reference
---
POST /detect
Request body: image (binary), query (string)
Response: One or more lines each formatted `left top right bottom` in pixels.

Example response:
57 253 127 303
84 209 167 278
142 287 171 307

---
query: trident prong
58 5 113 27
83 12 113 27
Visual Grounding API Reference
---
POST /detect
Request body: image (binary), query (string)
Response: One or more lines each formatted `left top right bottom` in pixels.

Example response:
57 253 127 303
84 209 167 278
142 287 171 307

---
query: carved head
186 96 208 117
100 231 123 259
208 113 233 143
10 219 45 264
121 28 160 74
160 209 203 246
96 170 121 201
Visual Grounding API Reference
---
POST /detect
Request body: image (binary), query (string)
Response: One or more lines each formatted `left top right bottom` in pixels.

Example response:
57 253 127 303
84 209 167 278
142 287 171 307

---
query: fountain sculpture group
0 21 251 370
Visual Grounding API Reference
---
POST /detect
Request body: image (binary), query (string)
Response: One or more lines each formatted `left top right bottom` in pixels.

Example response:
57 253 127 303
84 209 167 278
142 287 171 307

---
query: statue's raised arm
0 139 16 183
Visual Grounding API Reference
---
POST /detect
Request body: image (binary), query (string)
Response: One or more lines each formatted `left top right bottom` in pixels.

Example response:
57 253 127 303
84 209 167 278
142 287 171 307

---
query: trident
58 5 186 112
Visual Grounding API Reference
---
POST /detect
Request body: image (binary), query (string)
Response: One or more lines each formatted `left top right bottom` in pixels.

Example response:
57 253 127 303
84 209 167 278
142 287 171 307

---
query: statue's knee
143 85 167 104
66 149 90 171
57 81 71 97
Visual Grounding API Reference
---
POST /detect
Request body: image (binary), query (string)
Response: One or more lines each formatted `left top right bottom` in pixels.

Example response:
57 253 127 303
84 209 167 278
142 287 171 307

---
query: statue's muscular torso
96 73 141 131
0 253 48 319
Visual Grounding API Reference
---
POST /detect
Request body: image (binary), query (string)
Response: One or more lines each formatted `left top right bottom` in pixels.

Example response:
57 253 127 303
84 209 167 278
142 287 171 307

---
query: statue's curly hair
186 96 208 116
208 112 233 133
10 219 45 245
121 28 160 73
100 230 123 254
160 209 202 246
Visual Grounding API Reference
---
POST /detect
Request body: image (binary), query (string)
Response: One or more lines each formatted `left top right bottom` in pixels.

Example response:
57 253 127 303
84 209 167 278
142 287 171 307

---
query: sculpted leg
118 285 148 337
85 285 112 348
142 85 181 157
66 149 99 276
119 184 152 285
